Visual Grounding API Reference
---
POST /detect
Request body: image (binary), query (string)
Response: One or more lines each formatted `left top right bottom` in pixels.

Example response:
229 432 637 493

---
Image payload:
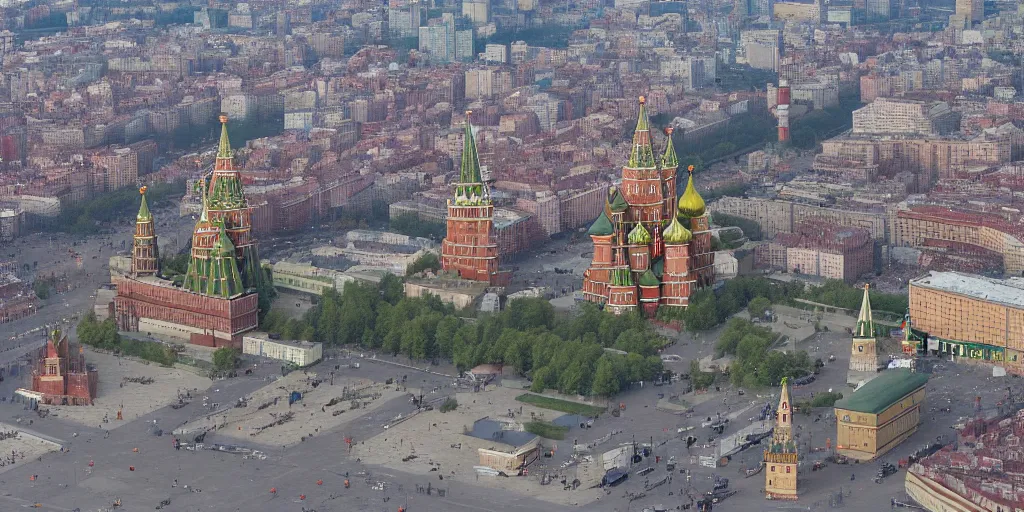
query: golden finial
139 186 147 195
638 95 646 104
466 110 473 117
666 127 674 135
864 283 870 290
687 164 695 174
219 113 229 124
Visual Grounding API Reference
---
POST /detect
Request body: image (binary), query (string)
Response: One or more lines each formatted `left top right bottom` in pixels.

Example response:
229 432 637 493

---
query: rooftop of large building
910 271 1024 309
834 369 928 414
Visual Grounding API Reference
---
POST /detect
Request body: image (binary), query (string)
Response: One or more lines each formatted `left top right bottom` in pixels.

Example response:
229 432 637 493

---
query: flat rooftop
911 271 1024 309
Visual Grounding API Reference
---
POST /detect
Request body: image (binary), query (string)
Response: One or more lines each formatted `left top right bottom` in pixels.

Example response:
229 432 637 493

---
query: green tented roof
137 192 152 221
662 132 679 169
217 118 233 159
834 370 928 414
638 269 660 287
609 188 629 212
588 212 614 236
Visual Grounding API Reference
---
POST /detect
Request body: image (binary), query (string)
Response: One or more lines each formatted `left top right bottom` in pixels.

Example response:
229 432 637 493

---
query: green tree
406 252 441 276
378 273 404 305
747 296 772 319
212 347 241 372
591 356 620 397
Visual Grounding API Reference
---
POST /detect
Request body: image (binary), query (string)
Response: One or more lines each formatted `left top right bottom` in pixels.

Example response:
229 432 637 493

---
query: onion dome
627 222 652 245
608 187 629 213
677 165 706 218
588 212 614 236
663 215 692 244
638 269 660 287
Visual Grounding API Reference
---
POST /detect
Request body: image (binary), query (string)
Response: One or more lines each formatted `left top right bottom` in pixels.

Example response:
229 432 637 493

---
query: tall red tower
440 113 507 286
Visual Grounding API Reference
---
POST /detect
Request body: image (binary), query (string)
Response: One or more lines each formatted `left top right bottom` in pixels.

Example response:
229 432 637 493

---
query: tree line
76 312 177 366
658 276 908 332
261 275 668 397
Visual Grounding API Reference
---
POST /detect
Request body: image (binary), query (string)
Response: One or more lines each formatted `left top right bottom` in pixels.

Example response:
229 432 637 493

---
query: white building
483 44 507 63
243 334 323 367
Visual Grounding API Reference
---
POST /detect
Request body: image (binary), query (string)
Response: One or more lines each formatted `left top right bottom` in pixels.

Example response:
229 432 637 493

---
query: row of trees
658 276 908 332
76 312 177 366
260 276 668 397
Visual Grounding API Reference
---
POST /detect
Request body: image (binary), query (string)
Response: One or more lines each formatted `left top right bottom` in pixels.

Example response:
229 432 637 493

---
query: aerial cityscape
0 0 1023 511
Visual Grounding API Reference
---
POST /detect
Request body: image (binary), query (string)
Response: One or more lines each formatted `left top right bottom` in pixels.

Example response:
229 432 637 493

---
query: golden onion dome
627 222 652 245
677 165 706 218
663 215 692 244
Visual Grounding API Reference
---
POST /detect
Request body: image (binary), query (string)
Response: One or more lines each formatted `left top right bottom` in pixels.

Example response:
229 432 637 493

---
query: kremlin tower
764 377 799 500
440 113 509 286
131 187 159 276
113 115 259 348
581 97 715 316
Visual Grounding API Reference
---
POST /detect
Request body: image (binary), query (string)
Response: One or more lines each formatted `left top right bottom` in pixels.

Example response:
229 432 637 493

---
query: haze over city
0 0 1023 511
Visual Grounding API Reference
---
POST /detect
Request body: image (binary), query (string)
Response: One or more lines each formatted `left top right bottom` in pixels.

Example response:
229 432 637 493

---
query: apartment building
852 98 959 137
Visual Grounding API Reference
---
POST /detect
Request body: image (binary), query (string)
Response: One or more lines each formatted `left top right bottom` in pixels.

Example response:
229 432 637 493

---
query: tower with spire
198 114 262 291
581 97 715 316
131 186 159 276
440 112 507 286
849 283 881 378
764 377 799 500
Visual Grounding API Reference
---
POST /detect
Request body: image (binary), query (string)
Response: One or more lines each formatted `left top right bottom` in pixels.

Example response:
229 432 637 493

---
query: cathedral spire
454 112 487 205
773 377 794 445
460 112 483 184
662 127 679 169
132 186 159 276
217 113 233 160
628 96 657 168
855 284 874 338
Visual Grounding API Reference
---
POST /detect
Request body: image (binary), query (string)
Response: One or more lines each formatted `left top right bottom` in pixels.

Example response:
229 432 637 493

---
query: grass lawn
515 393 605 417
524 421 569 440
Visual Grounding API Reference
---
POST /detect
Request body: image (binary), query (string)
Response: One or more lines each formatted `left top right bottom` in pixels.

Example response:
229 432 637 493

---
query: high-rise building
440 114 508 286
764 378 798 500
580 98 715 316
955 0 982 25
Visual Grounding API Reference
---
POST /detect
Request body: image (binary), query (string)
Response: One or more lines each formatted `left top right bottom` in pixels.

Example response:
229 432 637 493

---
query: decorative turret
131 186 159 276
663 215 693 244
662 127 679 170
454 112 488 205
677 165 706 218
773 377 794 445
628 96 657 169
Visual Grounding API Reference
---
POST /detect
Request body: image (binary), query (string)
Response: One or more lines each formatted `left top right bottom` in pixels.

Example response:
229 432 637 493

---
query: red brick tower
679 166 715 289
441 113 504 286
619 96 665 228
131 186 159 276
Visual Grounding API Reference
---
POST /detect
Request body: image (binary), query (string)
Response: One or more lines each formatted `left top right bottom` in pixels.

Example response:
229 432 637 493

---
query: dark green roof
638 269 660 287
651 257 664 278
588 212 614 236
609 189 629 212
834 370 928 414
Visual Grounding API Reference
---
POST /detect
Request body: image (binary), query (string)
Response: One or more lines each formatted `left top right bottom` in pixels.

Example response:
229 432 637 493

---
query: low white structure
242 334 323 367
